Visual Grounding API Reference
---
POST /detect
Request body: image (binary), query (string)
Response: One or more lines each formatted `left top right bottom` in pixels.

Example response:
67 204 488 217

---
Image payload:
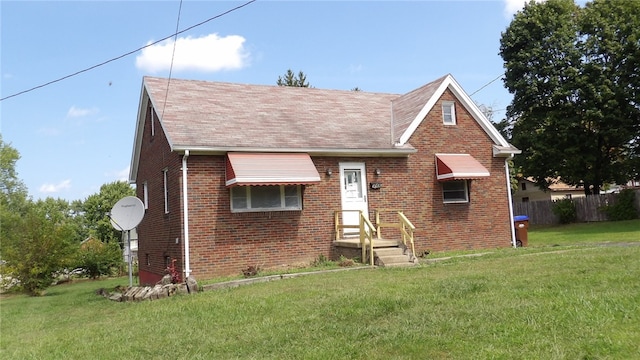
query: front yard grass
2 220 639 359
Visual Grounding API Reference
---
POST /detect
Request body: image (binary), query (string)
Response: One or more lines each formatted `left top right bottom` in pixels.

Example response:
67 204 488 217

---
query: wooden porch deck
333 237 400 249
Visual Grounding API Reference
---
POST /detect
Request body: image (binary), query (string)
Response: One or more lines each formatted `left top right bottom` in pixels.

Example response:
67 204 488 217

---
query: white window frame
442 101 456 125
150 105 155 137
442 180 469 203
143 181 149 209
230 185 302 213
163 168 169 214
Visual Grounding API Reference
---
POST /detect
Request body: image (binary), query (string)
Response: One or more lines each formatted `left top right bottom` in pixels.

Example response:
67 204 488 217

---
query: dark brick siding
136 89 513 283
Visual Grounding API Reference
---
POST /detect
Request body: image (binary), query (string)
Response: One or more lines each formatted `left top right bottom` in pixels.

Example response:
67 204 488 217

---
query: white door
339 163 369 236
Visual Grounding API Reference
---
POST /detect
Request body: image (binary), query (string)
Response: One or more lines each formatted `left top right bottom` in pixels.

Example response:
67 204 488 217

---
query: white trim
163 168 169 214
143 181 149 209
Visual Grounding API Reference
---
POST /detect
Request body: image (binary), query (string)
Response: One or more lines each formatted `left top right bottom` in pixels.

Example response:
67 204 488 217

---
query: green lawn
1 220 639 359
529 219 640 247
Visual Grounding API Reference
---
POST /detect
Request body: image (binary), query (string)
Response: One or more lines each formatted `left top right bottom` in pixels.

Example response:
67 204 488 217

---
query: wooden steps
374 246 419 267
333 237 418 267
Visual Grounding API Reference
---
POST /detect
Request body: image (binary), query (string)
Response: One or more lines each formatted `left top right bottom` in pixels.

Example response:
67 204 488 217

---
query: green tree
34 197 87 244
277 69 311 87
0 136 30 261
81 181 135 246
3 203 77 296
500 0 640 195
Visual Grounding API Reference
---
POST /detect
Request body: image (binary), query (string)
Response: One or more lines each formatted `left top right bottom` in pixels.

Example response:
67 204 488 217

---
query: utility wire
469 73 504 97
161 0 184 120
0 0 257 102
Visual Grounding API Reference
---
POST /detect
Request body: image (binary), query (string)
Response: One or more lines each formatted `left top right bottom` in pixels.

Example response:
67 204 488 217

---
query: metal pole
127 229 133 287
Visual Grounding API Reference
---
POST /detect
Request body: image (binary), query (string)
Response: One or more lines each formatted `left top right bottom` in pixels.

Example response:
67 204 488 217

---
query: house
512 177 586 202
129 74 521 284
121 228 138 264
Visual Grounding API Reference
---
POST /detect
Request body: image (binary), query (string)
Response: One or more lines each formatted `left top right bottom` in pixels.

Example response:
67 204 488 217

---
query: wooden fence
512 189 640 225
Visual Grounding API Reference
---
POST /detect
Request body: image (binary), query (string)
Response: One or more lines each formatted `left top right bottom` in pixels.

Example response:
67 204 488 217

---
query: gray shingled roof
143 76 445 152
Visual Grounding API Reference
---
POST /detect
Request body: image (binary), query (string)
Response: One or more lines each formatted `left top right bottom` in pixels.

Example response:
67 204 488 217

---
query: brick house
129 74 520 284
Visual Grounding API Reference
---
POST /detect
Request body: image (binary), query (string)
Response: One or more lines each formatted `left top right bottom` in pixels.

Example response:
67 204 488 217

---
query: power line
161 0 184 120
0 0 257 102
469 73 504 97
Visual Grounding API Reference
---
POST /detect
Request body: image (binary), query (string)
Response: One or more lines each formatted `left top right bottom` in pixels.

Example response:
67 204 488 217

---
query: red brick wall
135 105 184 285
136 89 513 282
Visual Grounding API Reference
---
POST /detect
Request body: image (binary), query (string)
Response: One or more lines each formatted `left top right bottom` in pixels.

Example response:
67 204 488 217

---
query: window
163 168 169 214
150 105 155 137
143 181 149 209
521 182 527 191
231 185 302 212
442 101 456 125
522 197 530 203
442 180 469 203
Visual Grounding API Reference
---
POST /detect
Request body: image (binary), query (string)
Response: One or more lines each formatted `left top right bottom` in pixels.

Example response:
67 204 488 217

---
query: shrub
76 238 123 279
2 207 77 296
552 198 577 224
601 189 639 221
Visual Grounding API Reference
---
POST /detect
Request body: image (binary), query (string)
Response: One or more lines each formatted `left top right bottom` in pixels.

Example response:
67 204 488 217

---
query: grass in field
529 219 640 247
2 225 639 359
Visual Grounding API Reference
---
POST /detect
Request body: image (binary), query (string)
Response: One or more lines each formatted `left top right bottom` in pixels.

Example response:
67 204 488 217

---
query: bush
552 198 577 224
2 207 77 296
76 238 123 279
601 189 639 221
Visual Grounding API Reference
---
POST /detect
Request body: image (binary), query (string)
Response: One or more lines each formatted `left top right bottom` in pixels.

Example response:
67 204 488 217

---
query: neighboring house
121 228 138 264
512 177 586 202
129 74 521 284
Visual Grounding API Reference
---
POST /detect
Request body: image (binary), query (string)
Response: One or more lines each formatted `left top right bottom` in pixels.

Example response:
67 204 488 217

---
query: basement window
442 180 469 203
231 185 302 212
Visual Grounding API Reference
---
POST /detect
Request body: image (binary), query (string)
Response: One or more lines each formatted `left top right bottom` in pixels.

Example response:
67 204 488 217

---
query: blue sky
2 0 533 202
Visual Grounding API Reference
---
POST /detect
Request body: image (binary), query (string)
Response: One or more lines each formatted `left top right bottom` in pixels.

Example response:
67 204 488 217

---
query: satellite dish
109 196 145 231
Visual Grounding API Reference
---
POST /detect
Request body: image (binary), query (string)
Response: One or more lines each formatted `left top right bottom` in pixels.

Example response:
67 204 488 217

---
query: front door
339 162 369 236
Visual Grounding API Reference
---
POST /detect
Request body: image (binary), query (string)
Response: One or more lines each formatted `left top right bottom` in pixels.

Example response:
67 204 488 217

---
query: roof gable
393 74 511 149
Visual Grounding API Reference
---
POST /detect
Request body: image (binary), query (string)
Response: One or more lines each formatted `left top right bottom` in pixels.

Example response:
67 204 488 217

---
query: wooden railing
334 210 377 265
375 209 416 261
335 209 417 265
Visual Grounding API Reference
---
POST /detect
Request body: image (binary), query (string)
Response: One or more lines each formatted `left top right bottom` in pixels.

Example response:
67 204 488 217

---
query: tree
277 69 311 87
3 202 77 296
500 0 640 195
81 181 135 246
0 136 30 261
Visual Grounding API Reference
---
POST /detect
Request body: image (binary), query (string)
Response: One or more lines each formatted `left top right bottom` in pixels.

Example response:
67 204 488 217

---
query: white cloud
39 179 72 194
135 33 249 73
503 0 546 18
105 166 130 182
67 106 99 118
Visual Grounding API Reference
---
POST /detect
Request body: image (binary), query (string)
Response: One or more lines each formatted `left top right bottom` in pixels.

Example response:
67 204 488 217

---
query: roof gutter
173 146 417 157
182 150 191 279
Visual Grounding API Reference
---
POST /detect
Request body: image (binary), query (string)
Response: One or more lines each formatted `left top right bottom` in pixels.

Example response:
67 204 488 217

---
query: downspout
505 156 517 248
182 150 191 278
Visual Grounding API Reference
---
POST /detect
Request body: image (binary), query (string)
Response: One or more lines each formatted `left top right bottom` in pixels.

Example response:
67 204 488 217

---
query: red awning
225 152 321 187
435 154 490 181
